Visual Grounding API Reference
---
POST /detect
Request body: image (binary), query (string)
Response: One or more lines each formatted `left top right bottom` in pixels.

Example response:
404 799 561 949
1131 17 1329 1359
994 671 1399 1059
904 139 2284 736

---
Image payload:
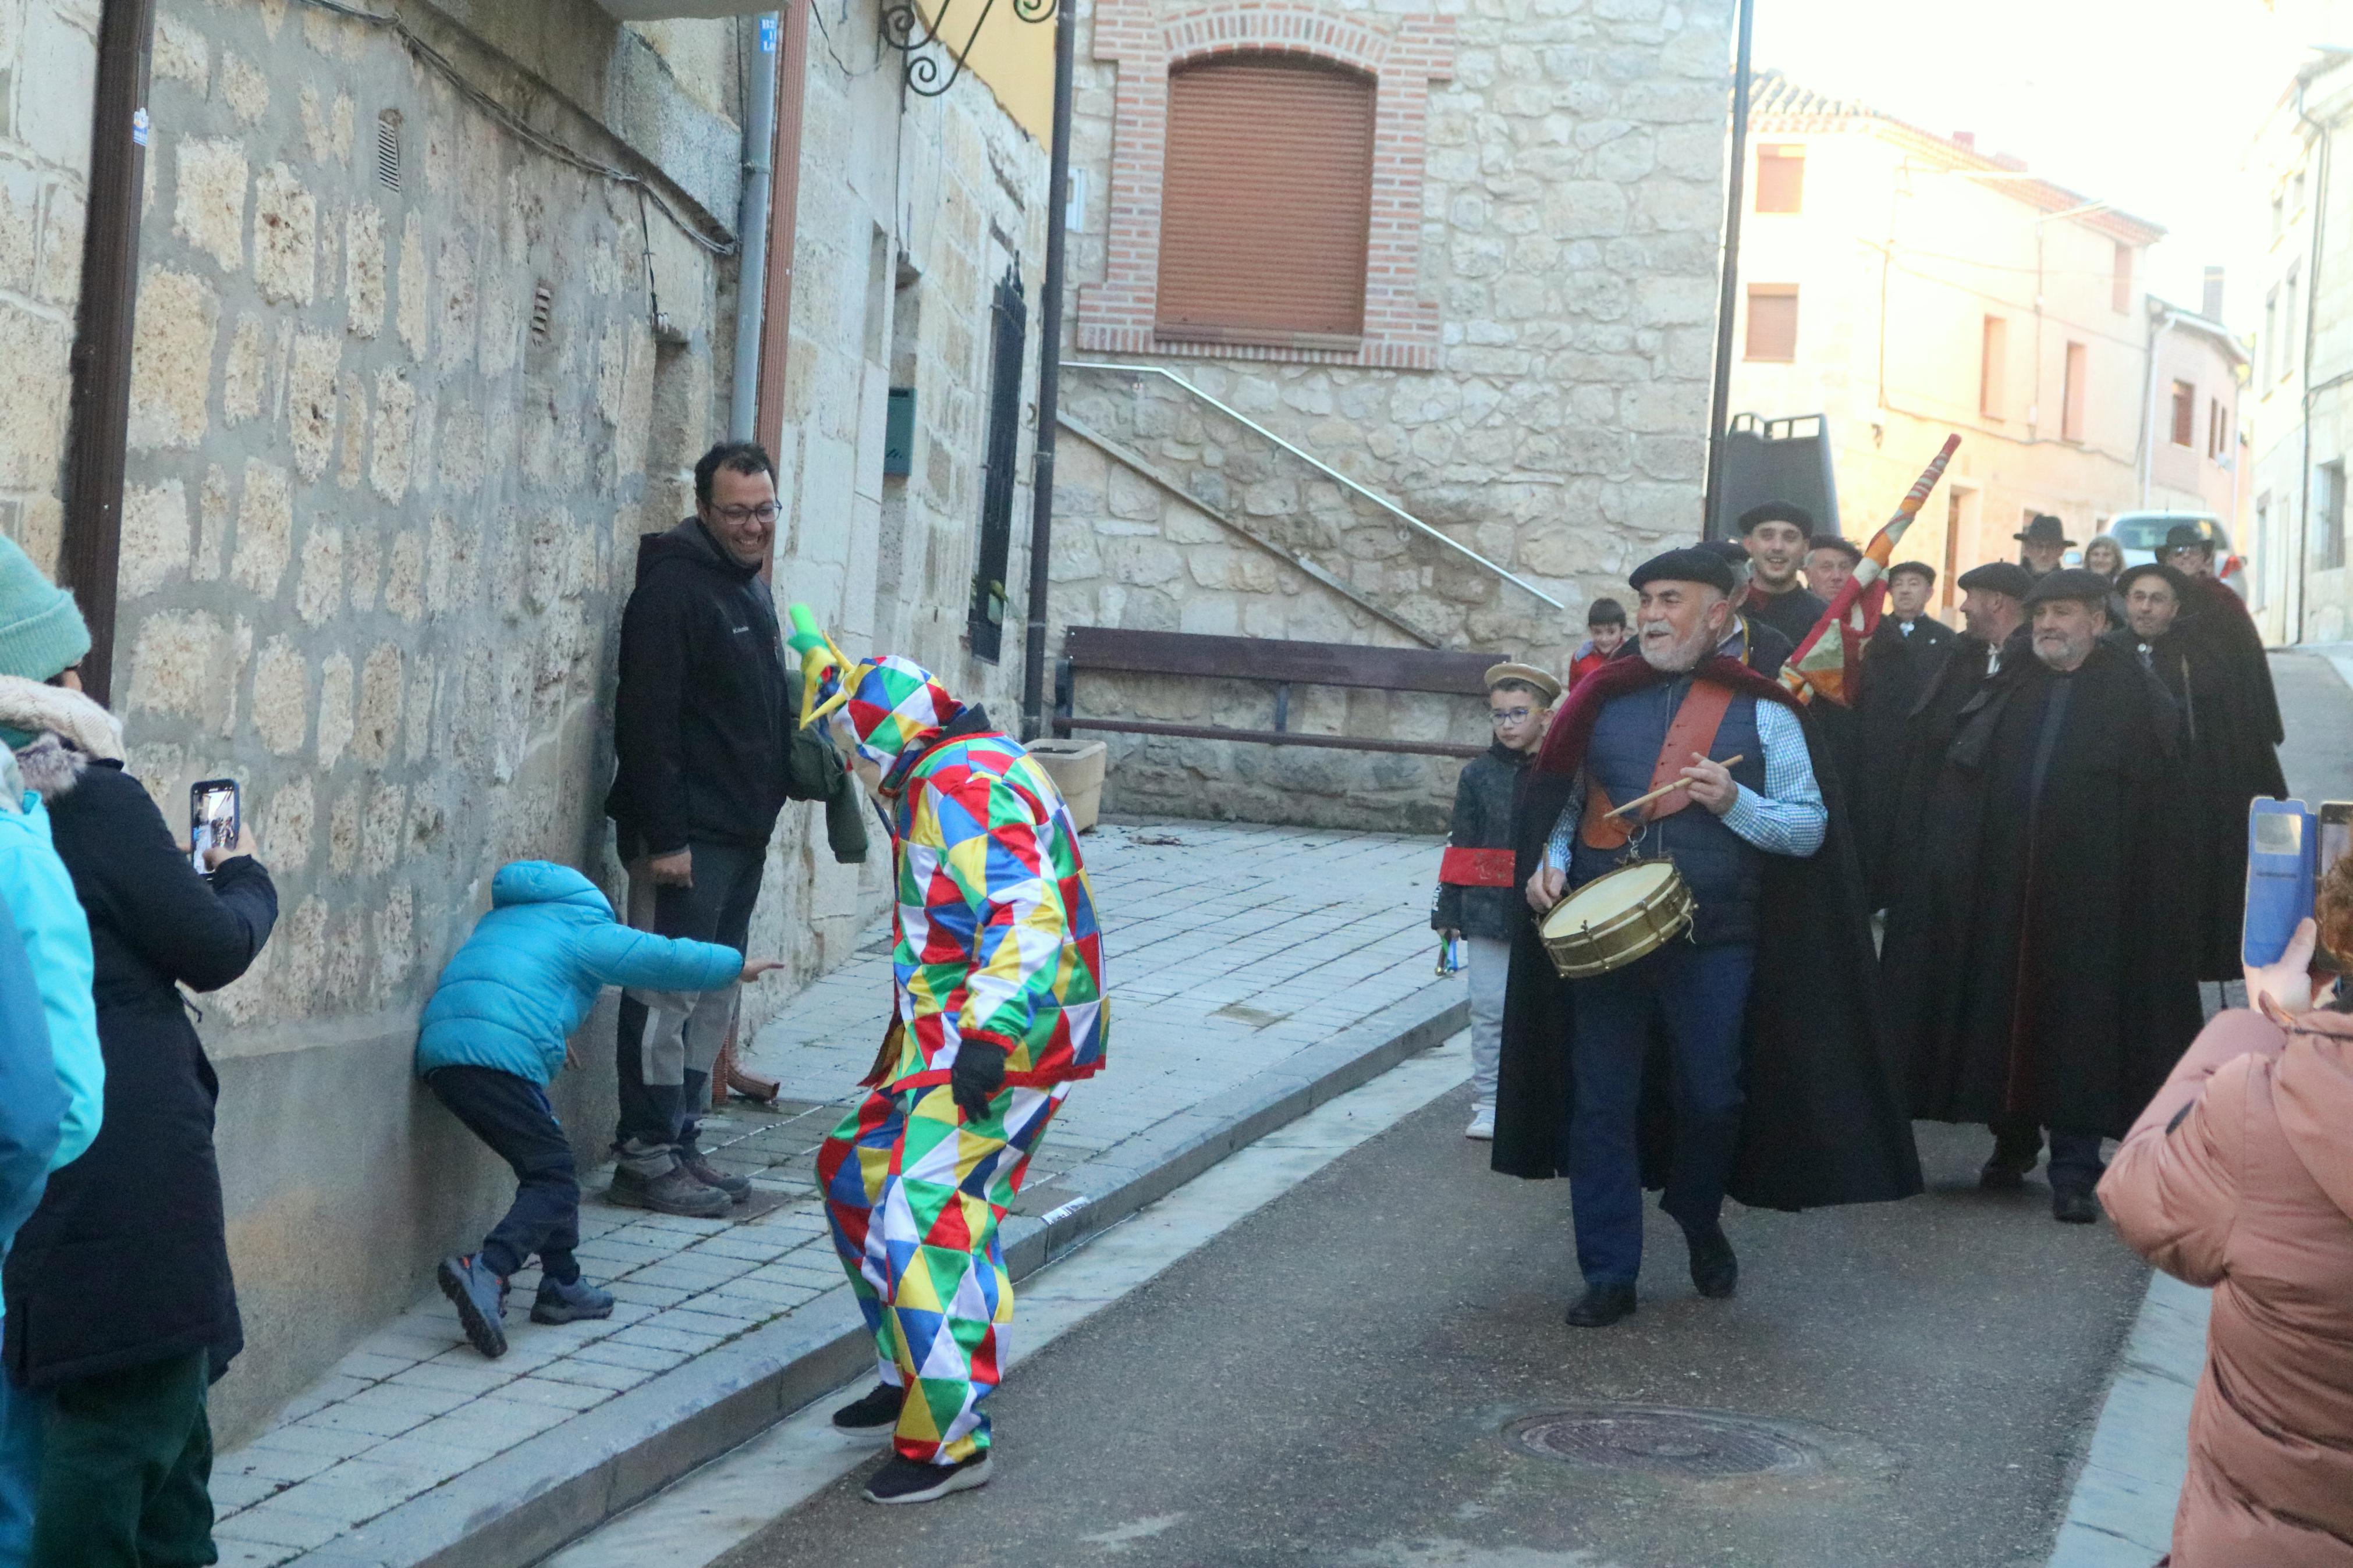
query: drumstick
1603 755 1745 820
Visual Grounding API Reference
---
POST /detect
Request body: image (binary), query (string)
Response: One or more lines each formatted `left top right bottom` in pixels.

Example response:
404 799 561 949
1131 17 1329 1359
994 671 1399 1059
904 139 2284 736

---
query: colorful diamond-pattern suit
807 651 1106 1467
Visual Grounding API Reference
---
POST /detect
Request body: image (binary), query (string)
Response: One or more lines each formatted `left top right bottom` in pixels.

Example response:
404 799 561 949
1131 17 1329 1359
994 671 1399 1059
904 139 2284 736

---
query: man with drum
1490 547 1919 1329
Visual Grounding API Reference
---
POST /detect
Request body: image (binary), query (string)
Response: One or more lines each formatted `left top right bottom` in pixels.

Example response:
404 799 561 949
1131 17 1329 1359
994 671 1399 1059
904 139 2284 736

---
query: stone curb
286 982 1470 1568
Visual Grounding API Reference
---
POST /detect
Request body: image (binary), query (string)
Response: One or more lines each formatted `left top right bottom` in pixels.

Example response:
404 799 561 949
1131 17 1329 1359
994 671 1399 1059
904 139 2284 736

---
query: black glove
950 1041 1008 1118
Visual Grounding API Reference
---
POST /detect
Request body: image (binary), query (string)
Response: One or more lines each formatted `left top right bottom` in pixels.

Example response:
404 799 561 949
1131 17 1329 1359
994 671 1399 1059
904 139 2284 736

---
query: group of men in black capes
1486 522 2284 1327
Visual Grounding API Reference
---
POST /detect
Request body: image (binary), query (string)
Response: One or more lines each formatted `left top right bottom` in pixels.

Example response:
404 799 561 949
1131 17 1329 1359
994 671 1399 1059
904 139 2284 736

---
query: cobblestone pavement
208 820 1447 1566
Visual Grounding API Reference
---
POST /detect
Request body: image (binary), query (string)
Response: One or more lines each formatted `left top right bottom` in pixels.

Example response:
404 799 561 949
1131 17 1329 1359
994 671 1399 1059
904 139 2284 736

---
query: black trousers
426 1066 580 1283
27 1350 212 1568
1990 1114 2106 1190
613 839 765 1154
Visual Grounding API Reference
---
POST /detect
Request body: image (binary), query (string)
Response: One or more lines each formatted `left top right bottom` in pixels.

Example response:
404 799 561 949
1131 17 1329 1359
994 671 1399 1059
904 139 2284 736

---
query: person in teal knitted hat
0 539 86 692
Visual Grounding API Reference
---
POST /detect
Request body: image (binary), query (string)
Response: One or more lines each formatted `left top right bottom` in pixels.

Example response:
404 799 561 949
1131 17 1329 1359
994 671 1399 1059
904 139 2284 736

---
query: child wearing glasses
1435 662 1562 1139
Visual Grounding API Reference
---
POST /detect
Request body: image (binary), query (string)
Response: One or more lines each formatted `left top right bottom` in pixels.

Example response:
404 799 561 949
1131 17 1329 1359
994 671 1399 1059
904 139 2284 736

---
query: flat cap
1630 546 1736 595
2116 561 2193 599
2021 567 2116 608
1955 561 2034 600
1484 662 1563 703
2163 522 2216 554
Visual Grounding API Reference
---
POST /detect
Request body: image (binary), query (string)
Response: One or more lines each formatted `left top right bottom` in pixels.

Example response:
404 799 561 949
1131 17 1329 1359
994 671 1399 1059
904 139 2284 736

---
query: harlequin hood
835 655 963 769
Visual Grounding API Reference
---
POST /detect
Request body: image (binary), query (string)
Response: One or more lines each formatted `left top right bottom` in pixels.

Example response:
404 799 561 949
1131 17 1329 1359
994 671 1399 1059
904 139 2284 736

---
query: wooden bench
1052 627 1499 759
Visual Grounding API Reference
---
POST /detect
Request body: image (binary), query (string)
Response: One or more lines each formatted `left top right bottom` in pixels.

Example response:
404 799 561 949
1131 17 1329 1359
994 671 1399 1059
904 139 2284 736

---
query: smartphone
190 778 240 875
2244 798 2316 970
2321 802 2353 973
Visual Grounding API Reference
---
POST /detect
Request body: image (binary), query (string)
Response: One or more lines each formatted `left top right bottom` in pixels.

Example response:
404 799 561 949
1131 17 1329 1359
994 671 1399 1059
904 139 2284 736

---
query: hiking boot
605 1161 732 1218
437 1254 509 1359
1685 1225 1738 1299
2052 1185 2101 1225
531 1277 616 1325
1564 1283 1638 1328
832 1382 904 1435
863 1452 993 1504
681 1152 752 1203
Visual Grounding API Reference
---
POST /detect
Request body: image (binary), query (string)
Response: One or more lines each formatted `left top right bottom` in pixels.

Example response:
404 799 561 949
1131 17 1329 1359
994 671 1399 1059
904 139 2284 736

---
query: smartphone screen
2322 803 2352 972
190 780 240 874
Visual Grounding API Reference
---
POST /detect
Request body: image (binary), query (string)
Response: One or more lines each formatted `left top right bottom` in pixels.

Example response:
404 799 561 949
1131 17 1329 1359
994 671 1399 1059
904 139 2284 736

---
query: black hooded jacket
606 520 865 864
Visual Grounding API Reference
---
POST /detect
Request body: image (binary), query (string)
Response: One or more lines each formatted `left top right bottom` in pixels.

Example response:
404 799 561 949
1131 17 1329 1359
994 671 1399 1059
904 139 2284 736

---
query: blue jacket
0 772 100 1172
0 888 66 1270
416 862 743 1085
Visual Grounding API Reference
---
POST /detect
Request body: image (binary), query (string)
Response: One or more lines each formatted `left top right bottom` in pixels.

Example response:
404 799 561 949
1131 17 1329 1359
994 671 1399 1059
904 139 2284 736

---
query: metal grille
1509 1408 1819 1478
375 111 402 191
530 283 554 343
1156 55 1374 346
967 265 1026 663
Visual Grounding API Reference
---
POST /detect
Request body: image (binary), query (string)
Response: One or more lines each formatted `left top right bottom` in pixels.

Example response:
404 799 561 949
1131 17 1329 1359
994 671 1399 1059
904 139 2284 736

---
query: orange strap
1580 680 1737 851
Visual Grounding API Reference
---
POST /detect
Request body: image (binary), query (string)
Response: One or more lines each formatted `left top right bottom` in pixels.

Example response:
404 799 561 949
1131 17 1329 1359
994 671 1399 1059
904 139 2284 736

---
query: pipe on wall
58 0 159 703
753 0 812 455
1699 0 1756 541
729 14 782 443
1020 1 1076 741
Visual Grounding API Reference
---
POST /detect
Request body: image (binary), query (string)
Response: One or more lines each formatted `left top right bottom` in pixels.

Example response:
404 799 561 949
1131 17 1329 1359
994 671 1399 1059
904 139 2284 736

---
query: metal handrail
1062 360 1567 609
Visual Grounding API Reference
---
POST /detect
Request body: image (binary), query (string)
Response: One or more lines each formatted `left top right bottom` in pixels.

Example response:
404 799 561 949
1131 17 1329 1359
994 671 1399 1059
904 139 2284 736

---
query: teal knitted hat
0 536 89 685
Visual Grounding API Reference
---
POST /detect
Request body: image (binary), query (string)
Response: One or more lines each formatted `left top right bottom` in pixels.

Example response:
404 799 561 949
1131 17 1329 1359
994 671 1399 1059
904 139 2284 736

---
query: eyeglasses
1490 708 1534 726
714 503 780 525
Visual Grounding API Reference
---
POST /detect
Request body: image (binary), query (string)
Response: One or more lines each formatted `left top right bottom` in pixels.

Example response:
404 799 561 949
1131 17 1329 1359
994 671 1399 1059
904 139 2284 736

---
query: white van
2096 511 2247 599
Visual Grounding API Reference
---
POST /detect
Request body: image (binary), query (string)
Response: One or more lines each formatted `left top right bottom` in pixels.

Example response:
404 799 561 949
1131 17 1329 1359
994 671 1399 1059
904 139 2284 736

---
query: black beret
1736 502 1816 535
1887 559 1937 585
2021 567 2117 609
1630 546 1736 595
1704 538 1750 563
2163 523 2216 554
2116 561 2194 599
1955 561 2033 599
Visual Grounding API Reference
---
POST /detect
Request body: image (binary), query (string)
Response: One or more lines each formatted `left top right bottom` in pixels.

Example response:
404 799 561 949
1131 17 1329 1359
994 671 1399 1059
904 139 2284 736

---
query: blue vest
1569 678 1769 948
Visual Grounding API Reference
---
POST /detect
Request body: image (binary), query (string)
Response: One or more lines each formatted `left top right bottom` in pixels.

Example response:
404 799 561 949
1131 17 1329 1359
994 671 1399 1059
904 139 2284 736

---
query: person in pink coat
2100 879 2353 1567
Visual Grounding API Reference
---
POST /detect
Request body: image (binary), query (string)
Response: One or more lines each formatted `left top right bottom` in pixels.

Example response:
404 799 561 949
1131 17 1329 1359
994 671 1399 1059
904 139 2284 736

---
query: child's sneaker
531 1277 616 1324
1465 1105 1496 1140
437 1254 509 1359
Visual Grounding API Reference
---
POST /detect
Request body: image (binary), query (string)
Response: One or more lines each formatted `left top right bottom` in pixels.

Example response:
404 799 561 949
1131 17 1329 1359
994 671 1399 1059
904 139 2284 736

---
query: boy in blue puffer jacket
417 861 779 1358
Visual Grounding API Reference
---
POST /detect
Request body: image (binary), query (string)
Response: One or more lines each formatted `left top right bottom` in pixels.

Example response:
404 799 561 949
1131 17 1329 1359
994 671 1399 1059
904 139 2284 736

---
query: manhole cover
1509 1406 1820 1477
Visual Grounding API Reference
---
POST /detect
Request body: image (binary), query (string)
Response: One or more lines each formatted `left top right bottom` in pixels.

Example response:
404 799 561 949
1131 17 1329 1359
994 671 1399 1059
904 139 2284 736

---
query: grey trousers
1465 935 1510 1112
613 840 764 1154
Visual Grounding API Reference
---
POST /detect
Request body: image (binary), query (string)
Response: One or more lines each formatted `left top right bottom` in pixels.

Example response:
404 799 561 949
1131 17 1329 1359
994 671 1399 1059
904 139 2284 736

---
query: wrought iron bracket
878 0 1056 97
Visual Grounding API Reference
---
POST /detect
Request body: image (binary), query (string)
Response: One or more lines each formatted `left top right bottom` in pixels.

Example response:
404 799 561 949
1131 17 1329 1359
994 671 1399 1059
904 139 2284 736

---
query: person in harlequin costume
787 607 1106 1505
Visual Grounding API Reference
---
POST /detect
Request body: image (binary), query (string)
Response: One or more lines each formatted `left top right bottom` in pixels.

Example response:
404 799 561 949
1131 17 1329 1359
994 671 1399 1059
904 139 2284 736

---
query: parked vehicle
2100 511 2248 599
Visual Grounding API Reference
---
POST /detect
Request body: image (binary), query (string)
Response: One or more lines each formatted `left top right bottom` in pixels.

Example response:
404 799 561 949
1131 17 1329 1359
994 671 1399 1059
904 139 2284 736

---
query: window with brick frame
1744 285 1798 361
1154 54 1376 348
2170 381 2195 447
1755 145 1804 214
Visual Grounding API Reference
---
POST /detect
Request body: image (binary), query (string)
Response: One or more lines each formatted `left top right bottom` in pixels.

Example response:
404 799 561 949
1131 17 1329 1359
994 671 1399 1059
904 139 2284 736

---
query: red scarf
1535 650 1801 778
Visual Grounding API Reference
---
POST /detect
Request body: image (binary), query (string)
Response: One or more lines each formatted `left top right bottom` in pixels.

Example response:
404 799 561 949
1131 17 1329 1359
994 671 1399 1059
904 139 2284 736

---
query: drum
1538 859 1695 980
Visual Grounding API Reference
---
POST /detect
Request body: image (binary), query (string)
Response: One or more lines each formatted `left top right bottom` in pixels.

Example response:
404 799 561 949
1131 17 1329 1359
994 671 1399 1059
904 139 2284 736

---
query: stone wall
1049 0 1731 829
0 1 95 573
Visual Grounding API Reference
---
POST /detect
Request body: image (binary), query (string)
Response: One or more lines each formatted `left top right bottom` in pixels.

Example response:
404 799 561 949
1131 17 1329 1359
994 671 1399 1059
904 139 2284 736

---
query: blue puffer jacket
0 761 100 1175
416 862 743 1086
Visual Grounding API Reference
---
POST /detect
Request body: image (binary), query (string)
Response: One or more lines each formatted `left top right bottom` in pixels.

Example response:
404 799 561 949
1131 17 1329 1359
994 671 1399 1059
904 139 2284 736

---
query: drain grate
1509 1406 1819 1477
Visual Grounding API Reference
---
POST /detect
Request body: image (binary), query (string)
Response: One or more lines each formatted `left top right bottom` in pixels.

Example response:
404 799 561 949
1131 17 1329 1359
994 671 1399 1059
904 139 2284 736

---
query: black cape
1848 615 1956 901
1490 658 1922 1212
1880 639 2204 1137
2132 618 2290 980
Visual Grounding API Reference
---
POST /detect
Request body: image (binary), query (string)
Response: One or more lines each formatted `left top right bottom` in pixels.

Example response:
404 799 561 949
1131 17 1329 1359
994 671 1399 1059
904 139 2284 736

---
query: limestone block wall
1049 0 1732 825
0 2 97 573
115 0 750 1439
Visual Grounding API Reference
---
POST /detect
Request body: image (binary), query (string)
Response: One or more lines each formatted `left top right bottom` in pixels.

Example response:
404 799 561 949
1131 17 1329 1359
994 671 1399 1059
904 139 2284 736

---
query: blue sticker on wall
130 107 150 148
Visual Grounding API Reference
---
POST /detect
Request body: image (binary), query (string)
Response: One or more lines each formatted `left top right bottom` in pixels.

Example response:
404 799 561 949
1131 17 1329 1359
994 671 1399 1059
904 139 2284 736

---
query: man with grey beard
1880 569 2201 1225
1493 548 1921 1330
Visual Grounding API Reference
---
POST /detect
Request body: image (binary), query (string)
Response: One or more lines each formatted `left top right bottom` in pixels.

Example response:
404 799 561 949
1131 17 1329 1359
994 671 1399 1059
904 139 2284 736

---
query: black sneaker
832 1382 904 1435
437 1254 509 1359
863 1452 993 1504
2052 1185 2101 1225
1686 1225 1738 1299
1564 1283 1638 1328
682 1153 753 1203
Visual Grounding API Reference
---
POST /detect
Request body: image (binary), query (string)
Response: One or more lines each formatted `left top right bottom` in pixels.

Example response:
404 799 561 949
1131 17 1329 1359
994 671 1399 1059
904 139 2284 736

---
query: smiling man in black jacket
605 442 864 1215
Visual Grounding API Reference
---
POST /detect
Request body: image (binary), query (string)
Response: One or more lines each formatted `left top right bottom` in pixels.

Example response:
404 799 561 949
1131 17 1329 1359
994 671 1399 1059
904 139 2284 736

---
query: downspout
2296 79 2331 646
1700 0 1756 540
2138 304 2175 509
58 0 159 704
1019 0 1076 741
753 0 811 453
729 14 782 443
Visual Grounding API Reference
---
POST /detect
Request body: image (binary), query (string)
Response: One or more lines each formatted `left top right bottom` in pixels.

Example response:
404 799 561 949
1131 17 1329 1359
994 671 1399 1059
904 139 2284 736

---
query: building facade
7 0 1051 1439
2141 295 2249 526
1048 0 1736 829
1726 73 2166 613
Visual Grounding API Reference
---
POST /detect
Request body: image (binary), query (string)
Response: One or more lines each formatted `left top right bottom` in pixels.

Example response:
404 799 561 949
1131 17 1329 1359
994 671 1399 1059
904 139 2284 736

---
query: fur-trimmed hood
0 676 123 802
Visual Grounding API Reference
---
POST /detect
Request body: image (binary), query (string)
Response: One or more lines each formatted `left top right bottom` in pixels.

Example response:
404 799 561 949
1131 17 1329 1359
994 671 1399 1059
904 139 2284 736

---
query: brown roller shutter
1156 55 1375 349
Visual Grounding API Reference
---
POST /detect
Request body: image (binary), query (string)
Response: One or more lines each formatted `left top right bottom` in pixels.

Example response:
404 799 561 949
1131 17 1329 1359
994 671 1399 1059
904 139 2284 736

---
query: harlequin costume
789 619 1105 1501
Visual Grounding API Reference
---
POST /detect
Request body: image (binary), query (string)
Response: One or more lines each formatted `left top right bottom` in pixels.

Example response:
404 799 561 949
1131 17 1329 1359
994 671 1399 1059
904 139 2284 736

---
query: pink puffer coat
2100 1005 2353 1567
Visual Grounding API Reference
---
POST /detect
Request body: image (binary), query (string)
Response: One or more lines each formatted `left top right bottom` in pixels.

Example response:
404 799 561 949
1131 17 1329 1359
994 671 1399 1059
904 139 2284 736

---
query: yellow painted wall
917 0 1055 143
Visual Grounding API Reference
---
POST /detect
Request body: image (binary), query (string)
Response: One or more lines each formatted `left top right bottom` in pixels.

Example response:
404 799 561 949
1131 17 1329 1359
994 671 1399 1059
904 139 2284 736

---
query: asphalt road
716 1101 2149 1568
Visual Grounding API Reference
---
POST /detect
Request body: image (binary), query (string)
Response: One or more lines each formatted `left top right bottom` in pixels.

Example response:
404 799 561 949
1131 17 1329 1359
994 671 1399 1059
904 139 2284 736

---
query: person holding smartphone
2100 866 2353 1566
0 537 277 1568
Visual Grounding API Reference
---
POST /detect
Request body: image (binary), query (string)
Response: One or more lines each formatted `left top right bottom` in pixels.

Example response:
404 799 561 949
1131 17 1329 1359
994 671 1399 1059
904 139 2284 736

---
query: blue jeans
425 1067 580 1284
1568 942 1753 1287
